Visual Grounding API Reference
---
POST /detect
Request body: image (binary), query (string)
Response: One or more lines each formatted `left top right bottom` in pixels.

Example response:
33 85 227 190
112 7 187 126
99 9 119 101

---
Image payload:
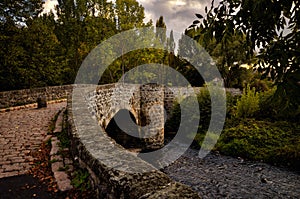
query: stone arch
105 109 142 149
87 83 165 151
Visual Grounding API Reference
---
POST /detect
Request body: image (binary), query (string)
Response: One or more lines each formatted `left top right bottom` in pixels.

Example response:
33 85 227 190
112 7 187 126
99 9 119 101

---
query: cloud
42 0 58 14
138 0 214 33
42 0 216 34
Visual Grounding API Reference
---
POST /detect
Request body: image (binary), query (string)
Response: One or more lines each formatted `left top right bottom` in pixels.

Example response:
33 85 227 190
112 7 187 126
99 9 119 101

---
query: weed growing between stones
71 169 91 192
48 110 60 133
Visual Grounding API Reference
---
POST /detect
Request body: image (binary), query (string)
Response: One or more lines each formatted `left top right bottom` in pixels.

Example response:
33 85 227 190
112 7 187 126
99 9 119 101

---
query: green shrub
235 84 259 118
165 87 212 134
225 91 239 119
197 88 212 133
250 78 272 92
215 119 300 170
256 87 277 120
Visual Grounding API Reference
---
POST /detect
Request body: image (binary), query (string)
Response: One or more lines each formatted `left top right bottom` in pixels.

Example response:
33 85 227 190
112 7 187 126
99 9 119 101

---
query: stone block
37 96 47 108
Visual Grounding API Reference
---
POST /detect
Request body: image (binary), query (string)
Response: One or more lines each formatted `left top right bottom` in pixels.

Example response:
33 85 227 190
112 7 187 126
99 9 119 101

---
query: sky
43 0 216 34
137 0 213 33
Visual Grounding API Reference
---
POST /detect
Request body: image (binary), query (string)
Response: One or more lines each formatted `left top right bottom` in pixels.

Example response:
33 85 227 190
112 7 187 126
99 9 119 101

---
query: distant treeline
0 0 209 91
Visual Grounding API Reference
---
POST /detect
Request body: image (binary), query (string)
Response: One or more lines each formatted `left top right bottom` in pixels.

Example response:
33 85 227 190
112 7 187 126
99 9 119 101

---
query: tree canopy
188 0 300 114
0 0 149 91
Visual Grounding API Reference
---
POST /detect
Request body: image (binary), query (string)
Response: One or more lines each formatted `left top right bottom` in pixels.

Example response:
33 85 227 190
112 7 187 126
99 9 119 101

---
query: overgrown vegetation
216 119 300 169
167 85 300 171
235 85 259 118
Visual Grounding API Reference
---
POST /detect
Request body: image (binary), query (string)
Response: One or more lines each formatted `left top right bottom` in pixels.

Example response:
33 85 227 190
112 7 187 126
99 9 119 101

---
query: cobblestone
0 102 66 178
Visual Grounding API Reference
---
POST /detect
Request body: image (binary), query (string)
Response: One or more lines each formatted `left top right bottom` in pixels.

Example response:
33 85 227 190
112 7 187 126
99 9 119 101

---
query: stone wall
0 85 73 109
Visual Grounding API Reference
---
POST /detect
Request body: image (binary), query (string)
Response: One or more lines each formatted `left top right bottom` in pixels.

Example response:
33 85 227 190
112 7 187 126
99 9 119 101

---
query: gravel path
162 148 300 198
0 102 66 178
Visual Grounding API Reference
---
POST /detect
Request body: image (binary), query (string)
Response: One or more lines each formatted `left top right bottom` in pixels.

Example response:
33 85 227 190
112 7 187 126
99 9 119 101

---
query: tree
0 0 45 91
21 14 64 87
176 33 205 86
115 0 145 31
0 0 44 24
0 19 25 90
155 16 167 45
167 30 176 83
189 0 300 115
155 16 168 83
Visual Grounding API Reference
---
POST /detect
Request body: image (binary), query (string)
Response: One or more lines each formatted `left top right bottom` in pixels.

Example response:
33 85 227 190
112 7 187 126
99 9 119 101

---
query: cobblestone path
0 102 66 178
163 148 300 199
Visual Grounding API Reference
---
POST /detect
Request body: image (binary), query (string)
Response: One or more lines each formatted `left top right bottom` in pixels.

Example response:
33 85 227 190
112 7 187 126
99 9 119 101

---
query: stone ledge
50 136 73 192
49 110 73 193
53 108 65 133
0 85 73 109
0 99 67 113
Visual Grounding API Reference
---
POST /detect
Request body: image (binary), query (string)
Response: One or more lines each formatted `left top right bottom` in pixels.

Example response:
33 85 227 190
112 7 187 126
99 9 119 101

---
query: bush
215 119 300 170
235 84 259 118
165 87 212 134
166 86 234 138
225 91 239 119
197 88 212 133
256 87 277 120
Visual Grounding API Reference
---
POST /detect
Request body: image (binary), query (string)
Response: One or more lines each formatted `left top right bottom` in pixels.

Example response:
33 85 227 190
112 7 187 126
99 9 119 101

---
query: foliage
235 84 259 118
188 0 300 116
0 0 150 91
0 0 44 24
57 128 70 149
185 14 253 87
196 88 212 133
215 119 300 170
166 85 299 170
71 168 91 191
166 87 211 134
257 87 300 122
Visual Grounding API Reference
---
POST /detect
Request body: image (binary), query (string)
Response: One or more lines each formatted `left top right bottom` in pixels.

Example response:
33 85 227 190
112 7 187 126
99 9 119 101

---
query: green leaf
195 13 203 19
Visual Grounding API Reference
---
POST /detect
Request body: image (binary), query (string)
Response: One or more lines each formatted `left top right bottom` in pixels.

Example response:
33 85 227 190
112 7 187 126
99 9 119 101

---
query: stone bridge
80 83 220 151
85 83 166 151
0 84 241 198
69 83 205 198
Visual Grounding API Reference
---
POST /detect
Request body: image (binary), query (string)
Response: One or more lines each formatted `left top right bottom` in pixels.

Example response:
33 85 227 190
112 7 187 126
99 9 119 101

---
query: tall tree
115 0 145 31
21 14 64 87
155 16 167 45
0 0 45 91
177 33 205 86
155 16 168 83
